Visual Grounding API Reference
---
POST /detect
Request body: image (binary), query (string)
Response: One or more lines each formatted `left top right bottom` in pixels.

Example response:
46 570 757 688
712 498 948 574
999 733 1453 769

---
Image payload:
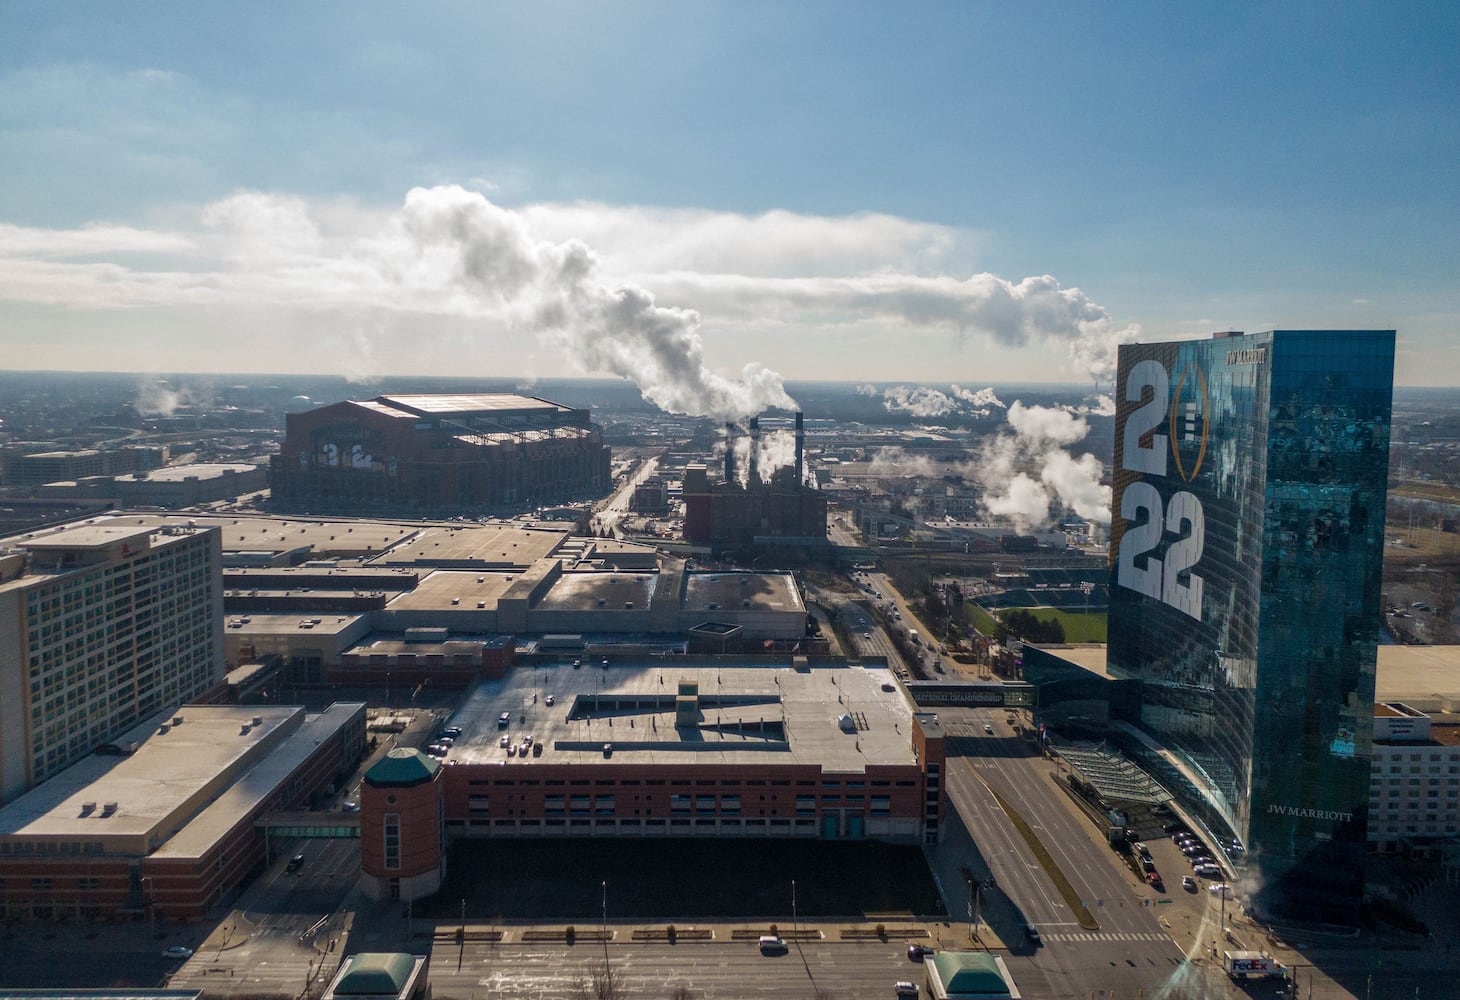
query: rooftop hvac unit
172 715 183 726
101 802 118 816
252 716 263 726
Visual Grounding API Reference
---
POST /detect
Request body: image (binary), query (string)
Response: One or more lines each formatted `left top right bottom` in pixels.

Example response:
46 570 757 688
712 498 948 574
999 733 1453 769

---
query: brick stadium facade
271 393 611 515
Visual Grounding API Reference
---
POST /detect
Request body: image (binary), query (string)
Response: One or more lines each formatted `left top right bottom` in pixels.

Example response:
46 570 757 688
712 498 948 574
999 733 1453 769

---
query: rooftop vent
158 724 170 735
172 715 183 726
252 716 263 726
101 802 118 817
81 802 96 816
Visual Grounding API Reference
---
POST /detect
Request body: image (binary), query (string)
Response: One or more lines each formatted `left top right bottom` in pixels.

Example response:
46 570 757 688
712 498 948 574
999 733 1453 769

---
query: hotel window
595 796 615 816
720 795 740 815
670 795 691 815
383 814 401 871
696 796 716 814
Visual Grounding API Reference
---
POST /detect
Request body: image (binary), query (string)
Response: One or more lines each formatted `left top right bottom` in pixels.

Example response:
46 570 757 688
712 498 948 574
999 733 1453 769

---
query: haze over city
3 2 1457 397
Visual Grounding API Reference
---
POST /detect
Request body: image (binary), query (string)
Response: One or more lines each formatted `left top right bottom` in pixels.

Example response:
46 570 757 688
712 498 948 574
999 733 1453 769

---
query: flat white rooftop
441 661 916 772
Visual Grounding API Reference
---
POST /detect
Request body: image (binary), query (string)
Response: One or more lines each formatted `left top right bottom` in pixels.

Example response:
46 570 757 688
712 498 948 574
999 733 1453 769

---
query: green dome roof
363 748 440 788
929 951 1012 998
335 952 415 994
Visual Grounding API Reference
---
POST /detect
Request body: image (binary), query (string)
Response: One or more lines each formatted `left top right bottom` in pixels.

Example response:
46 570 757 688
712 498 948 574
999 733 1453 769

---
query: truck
1223 950 1287 980
908 630 921 646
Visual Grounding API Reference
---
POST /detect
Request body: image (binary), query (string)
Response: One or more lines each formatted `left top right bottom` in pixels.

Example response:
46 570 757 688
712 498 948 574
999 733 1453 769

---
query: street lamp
967 879 976 942
792 879 798 939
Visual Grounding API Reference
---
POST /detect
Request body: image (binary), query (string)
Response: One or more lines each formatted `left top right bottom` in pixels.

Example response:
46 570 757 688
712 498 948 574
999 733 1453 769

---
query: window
383 814 401 871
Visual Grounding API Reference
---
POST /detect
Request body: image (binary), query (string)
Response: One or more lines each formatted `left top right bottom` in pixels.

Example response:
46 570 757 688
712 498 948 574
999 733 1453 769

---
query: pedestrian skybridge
255 811 361 838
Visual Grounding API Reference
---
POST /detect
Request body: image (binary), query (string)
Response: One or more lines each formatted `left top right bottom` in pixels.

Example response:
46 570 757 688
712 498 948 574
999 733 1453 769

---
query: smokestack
724 422 737 484
748 416 760 486
794 411 805 487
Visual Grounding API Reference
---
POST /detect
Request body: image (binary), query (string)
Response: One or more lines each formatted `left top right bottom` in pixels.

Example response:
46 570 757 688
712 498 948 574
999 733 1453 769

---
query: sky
1 1 1457 409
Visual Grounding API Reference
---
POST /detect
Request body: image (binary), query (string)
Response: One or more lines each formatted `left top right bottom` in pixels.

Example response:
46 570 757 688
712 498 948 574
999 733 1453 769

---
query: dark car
907 944 932 961
286 854 305 873
1025 924 1042 946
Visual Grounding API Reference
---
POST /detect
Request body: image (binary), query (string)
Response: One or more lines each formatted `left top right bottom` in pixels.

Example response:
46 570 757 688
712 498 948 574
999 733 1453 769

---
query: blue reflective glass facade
1107 330 1394 927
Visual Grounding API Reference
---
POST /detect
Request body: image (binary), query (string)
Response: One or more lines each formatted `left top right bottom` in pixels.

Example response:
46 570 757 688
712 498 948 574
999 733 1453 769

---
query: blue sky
1 1 1456 400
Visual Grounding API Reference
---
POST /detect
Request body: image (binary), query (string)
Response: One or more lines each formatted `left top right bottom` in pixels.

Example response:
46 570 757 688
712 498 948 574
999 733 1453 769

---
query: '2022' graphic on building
1112 351 1213 622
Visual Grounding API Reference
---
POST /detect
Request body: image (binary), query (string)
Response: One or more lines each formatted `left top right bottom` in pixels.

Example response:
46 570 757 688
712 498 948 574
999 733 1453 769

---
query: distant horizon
0 367 1449 392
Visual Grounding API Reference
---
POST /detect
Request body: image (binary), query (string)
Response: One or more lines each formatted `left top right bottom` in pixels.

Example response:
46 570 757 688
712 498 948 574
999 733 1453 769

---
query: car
758 935 787 954
895 981 920 997
983 725 994 735
342 800 360 813
864 631 872 639
162 946 194 959
1182 875 1197 891
1025 924 1042 946
499 735 510 747
1182 844 1206 856
1188 856 1214 868
436 734 455 746
1141 858 1157 873
286 854 305 873
603 743 613 757
426 743 448 757
1146 871 1162 886
1134 842 1150 857
907 944 932 961
1208 882 1231 895
441 726 463 739
532 741 544 757
544 694 556 706
882 683 896 692
498 712 512 727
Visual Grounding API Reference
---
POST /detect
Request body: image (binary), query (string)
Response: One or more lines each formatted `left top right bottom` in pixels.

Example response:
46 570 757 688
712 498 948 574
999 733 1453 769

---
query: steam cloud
389 186 794 421
135 379 203 418
978 401 1110 531
876 383 1006 419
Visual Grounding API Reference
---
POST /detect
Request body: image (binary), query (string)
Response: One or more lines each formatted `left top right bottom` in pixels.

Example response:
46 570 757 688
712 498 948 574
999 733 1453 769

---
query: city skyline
2 3 1457 400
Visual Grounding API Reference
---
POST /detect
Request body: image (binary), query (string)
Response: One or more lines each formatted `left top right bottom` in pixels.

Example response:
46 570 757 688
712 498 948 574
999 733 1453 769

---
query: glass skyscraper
1107 330 1394 927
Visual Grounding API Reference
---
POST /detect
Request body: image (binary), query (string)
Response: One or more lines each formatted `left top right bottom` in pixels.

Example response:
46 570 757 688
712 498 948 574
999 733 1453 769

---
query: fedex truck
1223 951 1287 980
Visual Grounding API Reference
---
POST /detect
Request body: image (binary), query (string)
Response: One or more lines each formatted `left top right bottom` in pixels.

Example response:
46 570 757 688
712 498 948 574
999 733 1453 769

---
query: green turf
996 607 1108 643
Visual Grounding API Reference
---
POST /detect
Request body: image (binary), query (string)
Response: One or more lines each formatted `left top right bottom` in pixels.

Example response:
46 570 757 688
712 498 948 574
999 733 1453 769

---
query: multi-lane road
933 705 1242 1000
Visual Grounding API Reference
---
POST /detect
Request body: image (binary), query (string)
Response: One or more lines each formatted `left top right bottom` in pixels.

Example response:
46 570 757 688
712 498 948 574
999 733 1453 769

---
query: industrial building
269 393 611 515
357 659 947 901
0 521 227 803
1105 330 1395 927
0 702 365 921
682 413 827 551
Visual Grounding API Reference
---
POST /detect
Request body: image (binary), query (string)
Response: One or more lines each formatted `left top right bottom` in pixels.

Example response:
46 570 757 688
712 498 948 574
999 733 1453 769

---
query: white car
1207 882 1231 894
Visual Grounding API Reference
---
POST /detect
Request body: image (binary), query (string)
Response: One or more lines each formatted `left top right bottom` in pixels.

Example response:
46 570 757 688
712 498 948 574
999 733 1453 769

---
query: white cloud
0 186 1142 393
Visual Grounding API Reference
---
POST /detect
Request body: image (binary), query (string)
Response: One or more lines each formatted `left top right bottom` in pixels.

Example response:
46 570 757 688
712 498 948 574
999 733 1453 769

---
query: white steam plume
978 401 1110 531
876 383 1005 419
135 379 202 417
882 385 958 418
388 186 794 421
951 384 1005 409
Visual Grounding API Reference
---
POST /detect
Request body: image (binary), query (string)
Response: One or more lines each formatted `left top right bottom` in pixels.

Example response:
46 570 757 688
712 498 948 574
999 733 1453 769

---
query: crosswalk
1043 930 1172 944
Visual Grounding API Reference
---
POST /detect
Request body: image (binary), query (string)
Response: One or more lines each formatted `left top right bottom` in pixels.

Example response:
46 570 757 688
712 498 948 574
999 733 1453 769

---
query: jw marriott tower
1107 329 1395 927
